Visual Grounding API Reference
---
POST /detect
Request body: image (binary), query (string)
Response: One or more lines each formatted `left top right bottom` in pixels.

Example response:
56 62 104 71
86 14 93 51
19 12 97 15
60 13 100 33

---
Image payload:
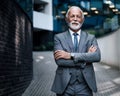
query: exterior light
91 7 97 10
109 4 115 8
95 11 99 14
56 15 61 19
83 12 88 15
113 9 118 12
105 1 112 4
61 11 66 14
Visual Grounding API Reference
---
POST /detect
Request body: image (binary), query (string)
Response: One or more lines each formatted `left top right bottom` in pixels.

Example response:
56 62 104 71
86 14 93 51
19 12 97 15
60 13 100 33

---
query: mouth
72 22 79 26
69 21 82 30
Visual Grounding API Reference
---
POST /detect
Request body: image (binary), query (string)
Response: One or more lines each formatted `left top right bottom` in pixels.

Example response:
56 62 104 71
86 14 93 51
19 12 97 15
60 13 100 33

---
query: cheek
80 19 84 22
66 18 71 23
68 18 74 21
68 19 72 23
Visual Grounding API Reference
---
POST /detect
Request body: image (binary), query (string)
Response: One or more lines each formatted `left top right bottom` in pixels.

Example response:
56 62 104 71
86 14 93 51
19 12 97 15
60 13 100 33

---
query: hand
54 50 71 60
88 45 97 53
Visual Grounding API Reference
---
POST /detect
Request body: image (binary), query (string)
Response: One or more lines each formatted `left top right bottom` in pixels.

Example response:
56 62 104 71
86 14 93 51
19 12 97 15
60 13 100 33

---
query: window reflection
53 0 120 37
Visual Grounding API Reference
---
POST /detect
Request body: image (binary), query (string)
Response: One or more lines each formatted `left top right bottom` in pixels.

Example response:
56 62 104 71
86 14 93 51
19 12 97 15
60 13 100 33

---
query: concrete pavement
22 52 120 96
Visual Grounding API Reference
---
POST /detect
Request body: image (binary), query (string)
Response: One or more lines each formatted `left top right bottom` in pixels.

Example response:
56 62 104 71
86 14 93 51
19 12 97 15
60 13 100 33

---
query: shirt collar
69 29 81 36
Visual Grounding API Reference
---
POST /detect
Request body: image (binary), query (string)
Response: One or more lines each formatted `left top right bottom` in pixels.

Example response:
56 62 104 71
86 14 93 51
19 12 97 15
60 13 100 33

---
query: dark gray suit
51 30 101 95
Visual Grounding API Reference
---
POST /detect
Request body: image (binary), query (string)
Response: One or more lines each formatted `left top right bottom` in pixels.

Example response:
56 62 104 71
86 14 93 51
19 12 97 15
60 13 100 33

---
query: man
51 6 101 96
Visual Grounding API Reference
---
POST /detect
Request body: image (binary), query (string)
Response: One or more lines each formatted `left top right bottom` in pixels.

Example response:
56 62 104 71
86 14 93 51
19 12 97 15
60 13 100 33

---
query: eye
70 15 75 18
77 15 82 18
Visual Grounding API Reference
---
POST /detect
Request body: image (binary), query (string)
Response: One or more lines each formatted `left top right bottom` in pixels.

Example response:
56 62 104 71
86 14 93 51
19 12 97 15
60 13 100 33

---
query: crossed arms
54 45 97 60
54 34 101 67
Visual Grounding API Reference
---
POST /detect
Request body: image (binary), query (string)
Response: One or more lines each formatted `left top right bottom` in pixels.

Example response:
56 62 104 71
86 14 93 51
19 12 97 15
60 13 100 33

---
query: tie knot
73 33 78 36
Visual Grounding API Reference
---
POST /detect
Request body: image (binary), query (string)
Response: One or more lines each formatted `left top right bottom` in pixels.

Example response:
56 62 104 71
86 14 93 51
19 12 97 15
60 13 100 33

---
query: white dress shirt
69 29 81 45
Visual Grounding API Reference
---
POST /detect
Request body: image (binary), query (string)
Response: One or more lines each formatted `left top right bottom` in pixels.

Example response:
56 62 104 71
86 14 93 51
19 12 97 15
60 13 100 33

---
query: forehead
68 8 82 15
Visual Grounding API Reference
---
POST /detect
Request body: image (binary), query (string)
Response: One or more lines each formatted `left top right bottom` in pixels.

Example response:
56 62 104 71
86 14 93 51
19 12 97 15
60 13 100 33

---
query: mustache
70 21 80 24
68 21 83 30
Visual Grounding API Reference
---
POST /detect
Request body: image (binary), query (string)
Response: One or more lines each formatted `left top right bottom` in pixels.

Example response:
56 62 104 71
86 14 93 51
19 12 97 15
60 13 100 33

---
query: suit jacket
51 30 101 94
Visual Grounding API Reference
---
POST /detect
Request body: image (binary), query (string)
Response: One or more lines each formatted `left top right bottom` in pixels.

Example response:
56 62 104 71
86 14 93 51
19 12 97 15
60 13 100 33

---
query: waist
58 62 92 69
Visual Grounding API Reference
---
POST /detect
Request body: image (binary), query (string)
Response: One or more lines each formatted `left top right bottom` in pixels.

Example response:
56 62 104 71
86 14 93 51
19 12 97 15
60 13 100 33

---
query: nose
74 16 77 20
73 16 77 21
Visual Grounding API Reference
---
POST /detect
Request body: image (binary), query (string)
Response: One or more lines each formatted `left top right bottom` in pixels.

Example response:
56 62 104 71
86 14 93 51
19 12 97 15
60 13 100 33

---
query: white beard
68 21 82 30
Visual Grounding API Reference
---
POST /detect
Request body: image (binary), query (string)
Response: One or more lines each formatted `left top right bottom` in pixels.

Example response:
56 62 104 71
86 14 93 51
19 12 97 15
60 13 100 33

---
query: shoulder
54 31 68 38
82 31 95 39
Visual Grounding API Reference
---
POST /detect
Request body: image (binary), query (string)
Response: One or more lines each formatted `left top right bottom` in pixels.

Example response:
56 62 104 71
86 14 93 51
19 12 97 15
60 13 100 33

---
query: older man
51 6 101 96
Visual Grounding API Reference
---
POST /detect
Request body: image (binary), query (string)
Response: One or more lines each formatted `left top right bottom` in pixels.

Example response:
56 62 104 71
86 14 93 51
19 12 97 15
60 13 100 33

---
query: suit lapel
65 30 87 53
78 31 86 53
65 31 74 52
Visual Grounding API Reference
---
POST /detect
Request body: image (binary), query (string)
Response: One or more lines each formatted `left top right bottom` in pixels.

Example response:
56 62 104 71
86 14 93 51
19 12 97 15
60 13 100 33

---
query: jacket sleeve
54 34 76 67
73 36 101 64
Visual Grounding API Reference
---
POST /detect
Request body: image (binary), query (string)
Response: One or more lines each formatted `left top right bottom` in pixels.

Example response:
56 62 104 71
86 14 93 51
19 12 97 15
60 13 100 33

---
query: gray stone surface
22 52 120 96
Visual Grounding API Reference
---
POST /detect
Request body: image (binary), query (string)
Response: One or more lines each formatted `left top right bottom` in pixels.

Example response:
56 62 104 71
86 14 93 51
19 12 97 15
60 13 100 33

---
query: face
66 8 84 32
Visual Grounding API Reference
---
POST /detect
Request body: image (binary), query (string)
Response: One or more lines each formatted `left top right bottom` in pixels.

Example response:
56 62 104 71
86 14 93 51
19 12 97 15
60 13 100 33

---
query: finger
94 47 97 51
92 47 97 52
90 45 94 48
55 50 63 53
93 46 97 48
54 52 60 57
54 50 61 55
55 54 62 60
93 46 97 50
54 52 63 59
89 45 93 50
54 50 60 53
54 53 60 59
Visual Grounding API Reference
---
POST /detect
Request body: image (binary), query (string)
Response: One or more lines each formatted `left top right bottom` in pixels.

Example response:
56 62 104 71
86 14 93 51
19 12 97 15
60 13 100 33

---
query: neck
69 28 80 32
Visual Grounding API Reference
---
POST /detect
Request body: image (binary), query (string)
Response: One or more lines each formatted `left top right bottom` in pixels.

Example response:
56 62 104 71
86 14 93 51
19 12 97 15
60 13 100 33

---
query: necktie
73 33 78 52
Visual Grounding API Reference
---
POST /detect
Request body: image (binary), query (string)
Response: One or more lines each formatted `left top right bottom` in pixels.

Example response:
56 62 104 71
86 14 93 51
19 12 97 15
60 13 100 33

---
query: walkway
22 52 120 96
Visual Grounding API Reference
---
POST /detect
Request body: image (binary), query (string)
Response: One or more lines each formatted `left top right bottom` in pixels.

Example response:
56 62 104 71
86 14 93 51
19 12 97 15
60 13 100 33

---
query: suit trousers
56 80 93 96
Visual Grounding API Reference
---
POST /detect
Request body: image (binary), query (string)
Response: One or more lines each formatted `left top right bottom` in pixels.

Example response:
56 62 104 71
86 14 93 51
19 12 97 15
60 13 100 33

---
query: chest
60 37 91 53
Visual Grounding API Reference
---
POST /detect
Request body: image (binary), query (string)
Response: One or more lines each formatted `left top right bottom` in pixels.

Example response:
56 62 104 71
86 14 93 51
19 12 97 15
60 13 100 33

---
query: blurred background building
0 0 33 95
33 0 53 51
32 0 120 51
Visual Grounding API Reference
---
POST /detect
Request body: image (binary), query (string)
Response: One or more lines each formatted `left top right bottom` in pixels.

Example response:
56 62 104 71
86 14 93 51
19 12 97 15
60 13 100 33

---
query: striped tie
73 33 78 52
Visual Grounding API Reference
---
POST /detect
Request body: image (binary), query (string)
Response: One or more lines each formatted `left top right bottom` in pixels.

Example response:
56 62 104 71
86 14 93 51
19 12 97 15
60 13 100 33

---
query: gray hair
65 6 84 19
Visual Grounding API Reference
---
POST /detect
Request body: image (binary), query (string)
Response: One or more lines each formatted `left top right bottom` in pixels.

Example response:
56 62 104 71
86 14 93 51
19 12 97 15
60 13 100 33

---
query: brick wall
0 0 33 95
